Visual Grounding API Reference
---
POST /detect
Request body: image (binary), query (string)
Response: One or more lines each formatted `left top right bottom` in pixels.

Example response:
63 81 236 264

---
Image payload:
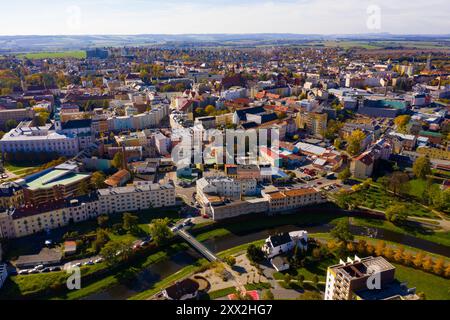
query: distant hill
0 33 449 54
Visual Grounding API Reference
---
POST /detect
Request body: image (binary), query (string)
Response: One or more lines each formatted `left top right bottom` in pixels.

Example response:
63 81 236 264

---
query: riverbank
2 209 449 300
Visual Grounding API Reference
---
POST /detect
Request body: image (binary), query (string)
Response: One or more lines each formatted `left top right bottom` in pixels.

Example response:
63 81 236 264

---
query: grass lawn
273 255 337 282
17 51 86 59
393 264 450 300
347 216 450 247
201 287 237 300
348 186 437 218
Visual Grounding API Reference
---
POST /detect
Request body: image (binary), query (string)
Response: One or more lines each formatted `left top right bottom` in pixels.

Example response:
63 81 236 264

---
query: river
83 223 449 300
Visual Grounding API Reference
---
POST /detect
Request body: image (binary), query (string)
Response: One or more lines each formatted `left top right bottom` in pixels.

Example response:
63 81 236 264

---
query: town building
262 230 308 259
325 256 419 300
16 164 91 206
262 187 325 213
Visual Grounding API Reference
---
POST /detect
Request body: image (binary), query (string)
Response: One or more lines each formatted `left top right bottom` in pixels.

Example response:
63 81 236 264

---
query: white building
97 182 176 215
221 87 247 100
154 132 171 156
196 176 257 201
262 230 308 259
0 123 79 156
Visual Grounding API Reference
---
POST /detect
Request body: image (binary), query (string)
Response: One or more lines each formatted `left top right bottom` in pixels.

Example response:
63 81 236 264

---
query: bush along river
83 223 450 300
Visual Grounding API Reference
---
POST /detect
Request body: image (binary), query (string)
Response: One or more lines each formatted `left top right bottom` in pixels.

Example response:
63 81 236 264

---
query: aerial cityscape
0 0 449 307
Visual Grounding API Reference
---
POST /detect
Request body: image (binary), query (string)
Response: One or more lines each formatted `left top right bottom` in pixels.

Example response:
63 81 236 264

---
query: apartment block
325 256 419 300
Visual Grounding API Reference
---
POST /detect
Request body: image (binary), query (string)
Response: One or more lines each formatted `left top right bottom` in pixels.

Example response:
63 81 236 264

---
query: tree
112 152 124 169
261 289 274 300
433 258 445 276
385 204 409 225
394 115 411 132
246 244 265 263
393 246 405 263
312 275 319 287
422 256 434 272
149 218 173 245
122 212 139 232
91 171 106 189
223 256 236 267
297 274 305 287
346 129 366 156
413 157 432 180
76 180 90 196
100 239 132 266
97 215 109 228
204 105 216 116
413 252 425 269
375 241 386 256
92 228 110 252
5 119 18 131
330 219 354 244
388 172 410 195
284 274 292 287
383 247 394 260
402 252 413 266
338 167 351 182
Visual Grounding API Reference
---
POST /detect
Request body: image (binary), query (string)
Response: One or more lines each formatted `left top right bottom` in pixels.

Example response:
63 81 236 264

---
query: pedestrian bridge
177 229 219 262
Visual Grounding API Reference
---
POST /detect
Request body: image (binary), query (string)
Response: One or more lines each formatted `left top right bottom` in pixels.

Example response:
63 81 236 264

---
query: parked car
35 264 44 270
94 258 104 264
18 269 29 275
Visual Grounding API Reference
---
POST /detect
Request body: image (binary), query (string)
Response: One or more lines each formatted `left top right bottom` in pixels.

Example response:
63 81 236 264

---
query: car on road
83 260 94 266
182 218 192 227
94 258 104 264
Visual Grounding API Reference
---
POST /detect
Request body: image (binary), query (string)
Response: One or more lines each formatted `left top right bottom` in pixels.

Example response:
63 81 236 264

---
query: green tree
92 228 110 252
385 204 409 224
204 105 216 116
413 156 432 180
112 152 124 169
338 167 351 182
91 171 106 189
122 212 139 232
388 172 410 195
330 219 354 244
246 244 265 263
149 218 173 245
97 215 109 228
100 239 132 266
5 119 18 131
223 256 236 267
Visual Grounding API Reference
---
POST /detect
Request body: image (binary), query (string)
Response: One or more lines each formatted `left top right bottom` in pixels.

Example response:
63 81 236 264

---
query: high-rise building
296 111 327 137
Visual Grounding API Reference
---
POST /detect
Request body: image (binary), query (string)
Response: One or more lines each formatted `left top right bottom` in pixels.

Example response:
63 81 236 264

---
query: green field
17 51 86 59
347 185 437 218
394 264 450 300
301 40 450 50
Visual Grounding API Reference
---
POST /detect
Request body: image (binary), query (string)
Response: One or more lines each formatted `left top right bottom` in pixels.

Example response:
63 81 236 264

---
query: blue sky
0 0 449 35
